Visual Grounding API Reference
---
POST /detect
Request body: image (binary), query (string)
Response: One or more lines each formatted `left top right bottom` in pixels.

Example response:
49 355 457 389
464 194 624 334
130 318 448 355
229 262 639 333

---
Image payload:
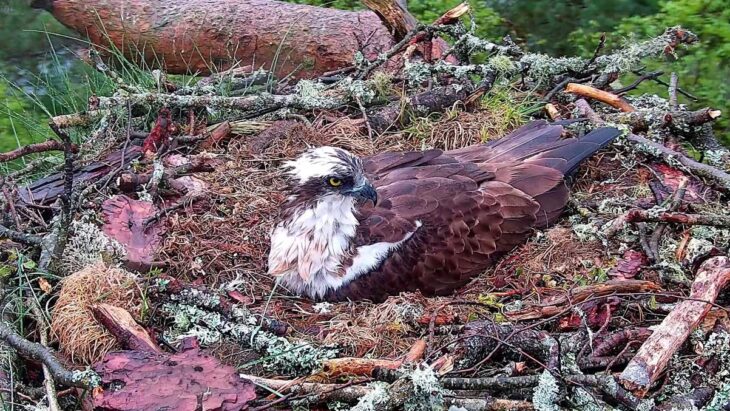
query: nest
51 261 142 365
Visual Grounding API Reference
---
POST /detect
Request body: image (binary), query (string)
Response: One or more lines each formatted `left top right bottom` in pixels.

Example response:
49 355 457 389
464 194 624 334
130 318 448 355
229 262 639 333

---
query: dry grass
51 261 142 365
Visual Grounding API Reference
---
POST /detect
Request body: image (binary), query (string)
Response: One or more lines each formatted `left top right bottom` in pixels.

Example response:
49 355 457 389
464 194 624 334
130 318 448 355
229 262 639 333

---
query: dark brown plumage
320 120 620 302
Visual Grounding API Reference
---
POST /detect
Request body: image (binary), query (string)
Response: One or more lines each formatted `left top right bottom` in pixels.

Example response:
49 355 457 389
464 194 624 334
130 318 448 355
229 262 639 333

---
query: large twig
574 99 730 193
0 140 78 163
0 321 98 389
0 224 43 245
28 301 60 411
620 257 730 396
565 83 635 112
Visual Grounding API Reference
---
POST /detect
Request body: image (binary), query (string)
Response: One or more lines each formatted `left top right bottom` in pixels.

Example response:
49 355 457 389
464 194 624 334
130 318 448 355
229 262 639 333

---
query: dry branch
505 280 660 321
620 256 730 396
626 209 730 228
0 321 98 389
0 140 78 163
565 83 635 112
574 98 730 193
321 339 426 378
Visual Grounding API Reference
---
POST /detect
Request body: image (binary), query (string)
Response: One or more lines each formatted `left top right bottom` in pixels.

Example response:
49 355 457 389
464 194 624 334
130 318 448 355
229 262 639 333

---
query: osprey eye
328 177 343 187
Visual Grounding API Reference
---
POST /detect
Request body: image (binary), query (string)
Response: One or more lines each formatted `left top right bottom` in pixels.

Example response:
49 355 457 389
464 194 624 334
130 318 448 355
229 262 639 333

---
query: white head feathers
282 146 363 183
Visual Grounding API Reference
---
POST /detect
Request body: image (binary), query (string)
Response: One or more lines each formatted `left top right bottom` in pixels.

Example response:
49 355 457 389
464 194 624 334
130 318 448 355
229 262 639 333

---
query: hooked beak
346 182 378 205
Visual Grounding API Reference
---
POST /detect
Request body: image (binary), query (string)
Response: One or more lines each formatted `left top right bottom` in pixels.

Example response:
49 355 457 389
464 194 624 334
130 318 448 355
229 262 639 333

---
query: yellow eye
328 177 343 187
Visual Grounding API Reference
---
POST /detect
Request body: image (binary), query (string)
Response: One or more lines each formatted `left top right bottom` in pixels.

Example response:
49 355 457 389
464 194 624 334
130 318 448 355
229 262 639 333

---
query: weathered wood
91 304 161 353
620 256 730 397
321 339 426 378
36 0 399 79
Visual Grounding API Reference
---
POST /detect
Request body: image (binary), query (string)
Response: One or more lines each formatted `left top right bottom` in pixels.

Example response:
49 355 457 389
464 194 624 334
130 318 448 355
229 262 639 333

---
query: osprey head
268 146 378 299
281 146 377 206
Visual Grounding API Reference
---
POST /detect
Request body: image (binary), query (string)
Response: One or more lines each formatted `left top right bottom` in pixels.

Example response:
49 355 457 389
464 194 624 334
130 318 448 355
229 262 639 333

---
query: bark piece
620 256 730 396
200 121 232 150
89 341 256 411
91 304 161 353
38 0 398 79
18 146 142 205
102 195 163 270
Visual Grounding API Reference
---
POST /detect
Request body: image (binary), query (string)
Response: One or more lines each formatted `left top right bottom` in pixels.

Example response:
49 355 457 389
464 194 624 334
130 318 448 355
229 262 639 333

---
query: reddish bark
37 0 398 79
89 339 256 410
609 250 649 279
91 304 161 353
102 195 163 270
142 108 174 155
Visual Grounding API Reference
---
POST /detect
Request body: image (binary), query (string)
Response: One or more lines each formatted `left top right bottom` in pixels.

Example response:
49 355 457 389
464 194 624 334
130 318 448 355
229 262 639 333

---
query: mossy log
33 0 400 79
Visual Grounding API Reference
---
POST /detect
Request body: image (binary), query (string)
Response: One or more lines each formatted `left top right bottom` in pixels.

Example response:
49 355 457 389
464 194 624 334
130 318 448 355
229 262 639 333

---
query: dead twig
0 224 43 245
565 83 635 112
0 140 78 163
0 321 98 389
575 99 730 193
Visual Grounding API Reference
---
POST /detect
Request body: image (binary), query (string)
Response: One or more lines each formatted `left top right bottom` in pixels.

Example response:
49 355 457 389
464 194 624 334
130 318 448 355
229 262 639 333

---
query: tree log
34 0 400 79
620 256 730 397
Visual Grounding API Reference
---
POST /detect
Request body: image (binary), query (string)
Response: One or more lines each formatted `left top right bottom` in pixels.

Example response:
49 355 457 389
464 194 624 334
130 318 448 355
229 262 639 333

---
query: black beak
348 182 378 205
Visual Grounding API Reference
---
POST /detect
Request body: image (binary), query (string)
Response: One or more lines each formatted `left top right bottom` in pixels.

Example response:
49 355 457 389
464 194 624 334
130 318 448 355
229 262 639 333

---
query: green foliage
488 0 661 55
614 0 730 143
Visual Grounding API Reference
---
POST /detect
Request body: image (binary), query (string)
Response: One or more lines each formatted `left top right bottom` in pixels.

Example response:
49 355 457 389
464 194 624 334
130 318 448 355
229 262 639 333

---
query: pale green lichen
533 370 561 411
342 78 376 104
406 364 445 411
572 386 615 411
59 215 126 274
404 61 432 86
703 380 730 411
163 301 337 375
351 382 391 411
704 149 729 169
684 238 714 265
71 368 101 388
294 80 342 110
519 53 585 86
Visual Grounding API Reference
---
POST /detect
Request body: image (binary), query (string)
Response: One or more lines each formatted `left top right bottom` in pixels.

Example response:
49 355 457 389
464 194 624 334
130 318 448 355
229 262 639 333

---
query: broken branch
0 140 78 163
620 256 730 396
565 83 635 112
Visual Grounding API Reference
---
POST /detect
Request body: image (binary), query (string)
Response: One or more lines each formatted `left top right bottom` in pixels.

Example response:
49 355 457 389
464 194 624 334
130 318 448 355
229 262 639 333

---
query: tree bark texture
37 0 398 78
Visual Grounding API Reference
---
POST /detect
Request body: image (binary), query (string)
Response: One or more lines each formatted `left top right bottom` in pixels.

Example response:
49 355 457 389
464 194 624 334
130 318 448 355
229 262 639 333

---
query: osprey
268 120 620 302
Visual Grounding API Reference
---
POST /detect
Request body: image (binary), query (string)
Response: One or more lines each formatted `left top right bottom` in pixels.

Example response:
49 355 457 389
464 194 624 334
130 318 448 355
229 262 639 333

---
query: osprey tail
450 120 621 227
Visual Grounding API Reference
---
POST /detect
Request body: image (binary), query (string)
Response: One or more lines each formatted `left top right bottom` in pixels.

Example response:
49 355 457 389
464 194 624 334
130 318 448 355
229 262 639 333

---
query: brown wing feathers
326 121 620 302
